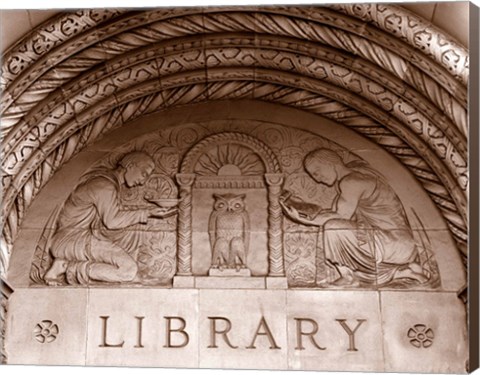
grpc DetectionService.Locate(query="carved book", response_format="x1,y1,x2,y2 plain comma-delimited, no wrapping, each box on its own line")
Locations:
0,2,478,374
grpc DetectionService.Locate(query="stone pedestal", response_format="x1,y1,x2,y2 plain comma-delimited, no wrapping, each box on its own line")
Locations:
266,277,288,289
208,268,251,277
173,276,195,288
195,276,265,289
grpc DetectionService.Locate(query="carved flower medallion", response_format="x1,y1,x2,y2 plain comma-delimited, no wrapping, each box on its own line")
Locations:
407,324,434,348
34,320,59,343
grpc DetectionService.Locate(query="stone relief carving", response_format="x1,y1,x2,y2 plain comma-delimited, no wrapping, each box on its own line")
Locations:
0,298,6,363
29,122,440,289
0,5,469,280
0,278,13,364
209,194,250,273
33,320,59,344
32,151,177,286
407,324,434,348
280,147,437,288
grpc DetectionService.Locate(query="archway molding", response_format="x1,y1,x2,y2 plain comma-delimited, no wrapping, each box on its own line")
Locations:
0,5,469,275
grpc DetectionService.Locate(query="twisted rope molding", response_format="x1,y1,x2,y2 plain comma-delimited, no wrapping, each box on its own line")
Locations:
1,35,467,158
329,4,469,84
1,67,467,231
1,41,467,205
2,68,467,244
1,6,468,91
0,6,470,276
1,73,468,233
1,80,467,275
1,7,467,129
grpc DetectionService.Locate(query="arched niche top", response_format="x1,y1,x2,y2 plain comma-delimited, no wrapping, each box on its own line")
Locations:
179,132,282,175
5,101,466,292
0,6,470,278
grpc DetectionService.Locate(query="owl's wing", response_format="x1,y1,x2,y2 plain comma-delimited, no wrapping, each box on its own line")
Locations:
242,211,250,254
208,210,218,252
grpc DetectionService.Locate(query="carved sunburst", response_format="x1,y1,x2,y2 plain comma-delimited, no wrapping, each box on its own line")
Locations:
194,144,265,176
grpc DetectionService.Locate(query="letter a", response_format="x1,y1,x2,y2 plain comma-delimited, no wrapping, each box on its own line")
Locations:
246,316,281,349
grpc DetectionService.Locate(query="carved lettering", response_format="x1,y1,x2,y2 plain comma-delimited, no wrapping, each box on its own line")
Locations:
134,316,145,348
164,316,189,348
246,316,281,349
99,316,124,348
294,318,326,350
207,317,238,349
335,319,366,351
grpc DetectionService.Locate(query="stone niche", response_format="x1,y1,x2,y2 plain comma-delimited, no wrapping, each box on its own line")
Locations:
3,102,468,372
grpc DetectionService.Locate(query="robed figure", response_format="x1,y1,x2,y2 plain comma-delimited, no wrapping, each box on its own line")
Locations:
280,148,428,287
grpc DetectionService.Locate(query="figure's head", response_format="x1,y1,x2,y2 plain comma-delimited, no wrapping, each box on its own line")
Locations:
213,193,246,212
303,148,344,186
119,151,155,187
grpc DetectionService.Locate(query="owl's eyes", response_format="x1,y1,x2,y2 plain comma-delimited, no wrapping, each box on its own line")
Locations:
217,203,225,208
234,203,242,208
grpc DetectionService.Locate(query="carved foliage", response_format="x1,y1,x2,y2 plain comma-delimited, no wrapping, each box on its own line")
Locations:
284,232,317,287
4,82,464,284
0,10,469,281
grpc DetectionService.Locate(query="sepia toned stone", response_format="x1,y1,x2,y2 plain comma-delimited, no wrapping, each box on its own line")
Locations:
86,289,199,367
380,291,468,373
194,276,266,289
198,289,288,369
172,276,195,288
0,3,474,372
5,288,88,365
265,277,288,289
286,290,384,371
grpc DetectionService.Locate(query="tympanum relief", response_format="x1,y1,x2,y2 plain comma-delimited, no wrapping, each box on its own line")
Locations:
209,193,250,274
30,121,439,289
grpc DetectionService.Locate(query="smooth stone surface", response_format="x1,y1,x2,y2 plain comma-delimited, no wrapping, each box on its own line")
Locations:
198,289,288,369
4,288,468,371
5,288,88,365
266,277,288,289
6,228,44,287
381,291,468,373
86,288,199,367
418,230,467,292
286,290,384,372
173,276,195,288
9,101,465,296
209,268,251,277
195,276,265,289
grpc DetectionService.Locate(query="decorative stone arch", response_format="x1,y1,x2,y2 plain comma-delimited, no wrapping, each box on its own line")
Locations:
175,132,285,277
179,132,282,175
0,5,474,370
0,5,470,280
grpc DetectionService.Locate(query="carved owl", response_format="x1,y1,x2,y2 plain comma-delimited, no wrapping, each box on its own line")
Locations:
208,193,250,270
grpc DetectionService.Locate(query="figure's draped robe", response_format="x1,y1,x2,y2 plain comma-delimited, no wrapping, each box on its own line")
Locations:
324,174,417,285
50,169,147,284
